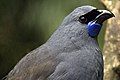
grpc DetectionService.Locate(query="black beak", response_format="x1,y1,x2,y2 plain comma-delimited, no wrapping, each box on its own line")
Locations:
94,10,115,24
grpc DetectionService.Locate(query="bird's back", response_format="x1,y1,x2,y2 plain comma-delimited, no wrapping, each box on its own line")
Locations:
5,44,59,80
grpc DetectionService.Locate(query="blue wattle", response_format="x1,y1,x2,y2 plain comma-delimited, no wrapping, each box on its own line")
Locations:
87,21,102,37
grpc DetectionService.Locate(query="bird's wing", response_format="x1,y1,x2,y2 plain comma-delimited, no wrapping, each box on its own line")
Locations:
5,44,103,80
5,44,59,80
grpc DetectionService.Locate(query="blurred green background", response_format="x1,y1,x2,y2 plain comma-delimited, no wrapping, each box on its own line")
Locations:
0,0,106,79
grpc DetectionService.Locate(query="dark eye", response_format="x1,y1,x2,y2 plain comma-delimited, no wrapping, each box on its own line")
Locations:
79,16,87,24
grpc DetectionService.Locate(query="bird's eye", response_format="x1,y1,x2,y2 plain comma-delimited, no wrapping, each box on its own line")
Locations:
79,16,87,24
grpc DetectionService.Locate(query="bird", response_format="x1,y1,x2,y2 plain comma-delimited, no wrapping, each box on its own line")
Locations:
3,5,114,80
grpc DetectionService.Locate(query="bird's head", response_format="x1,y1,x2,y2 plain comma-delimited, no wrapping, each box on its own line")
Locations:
48,5,114,51
61,5,114,38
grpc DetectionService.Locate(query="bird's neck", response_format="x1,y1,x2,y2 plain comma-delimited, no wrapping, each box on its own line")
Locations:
81,37,100,50
46,22,100,53
47,31,100,53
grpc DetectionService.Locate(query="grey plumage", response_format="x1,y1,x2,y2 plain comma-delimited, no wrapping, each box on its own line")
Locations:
4,5,114,80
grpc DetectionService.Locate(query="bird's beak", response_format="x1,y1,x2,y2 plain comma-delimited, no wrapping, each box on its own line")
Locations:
94,10,115,24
